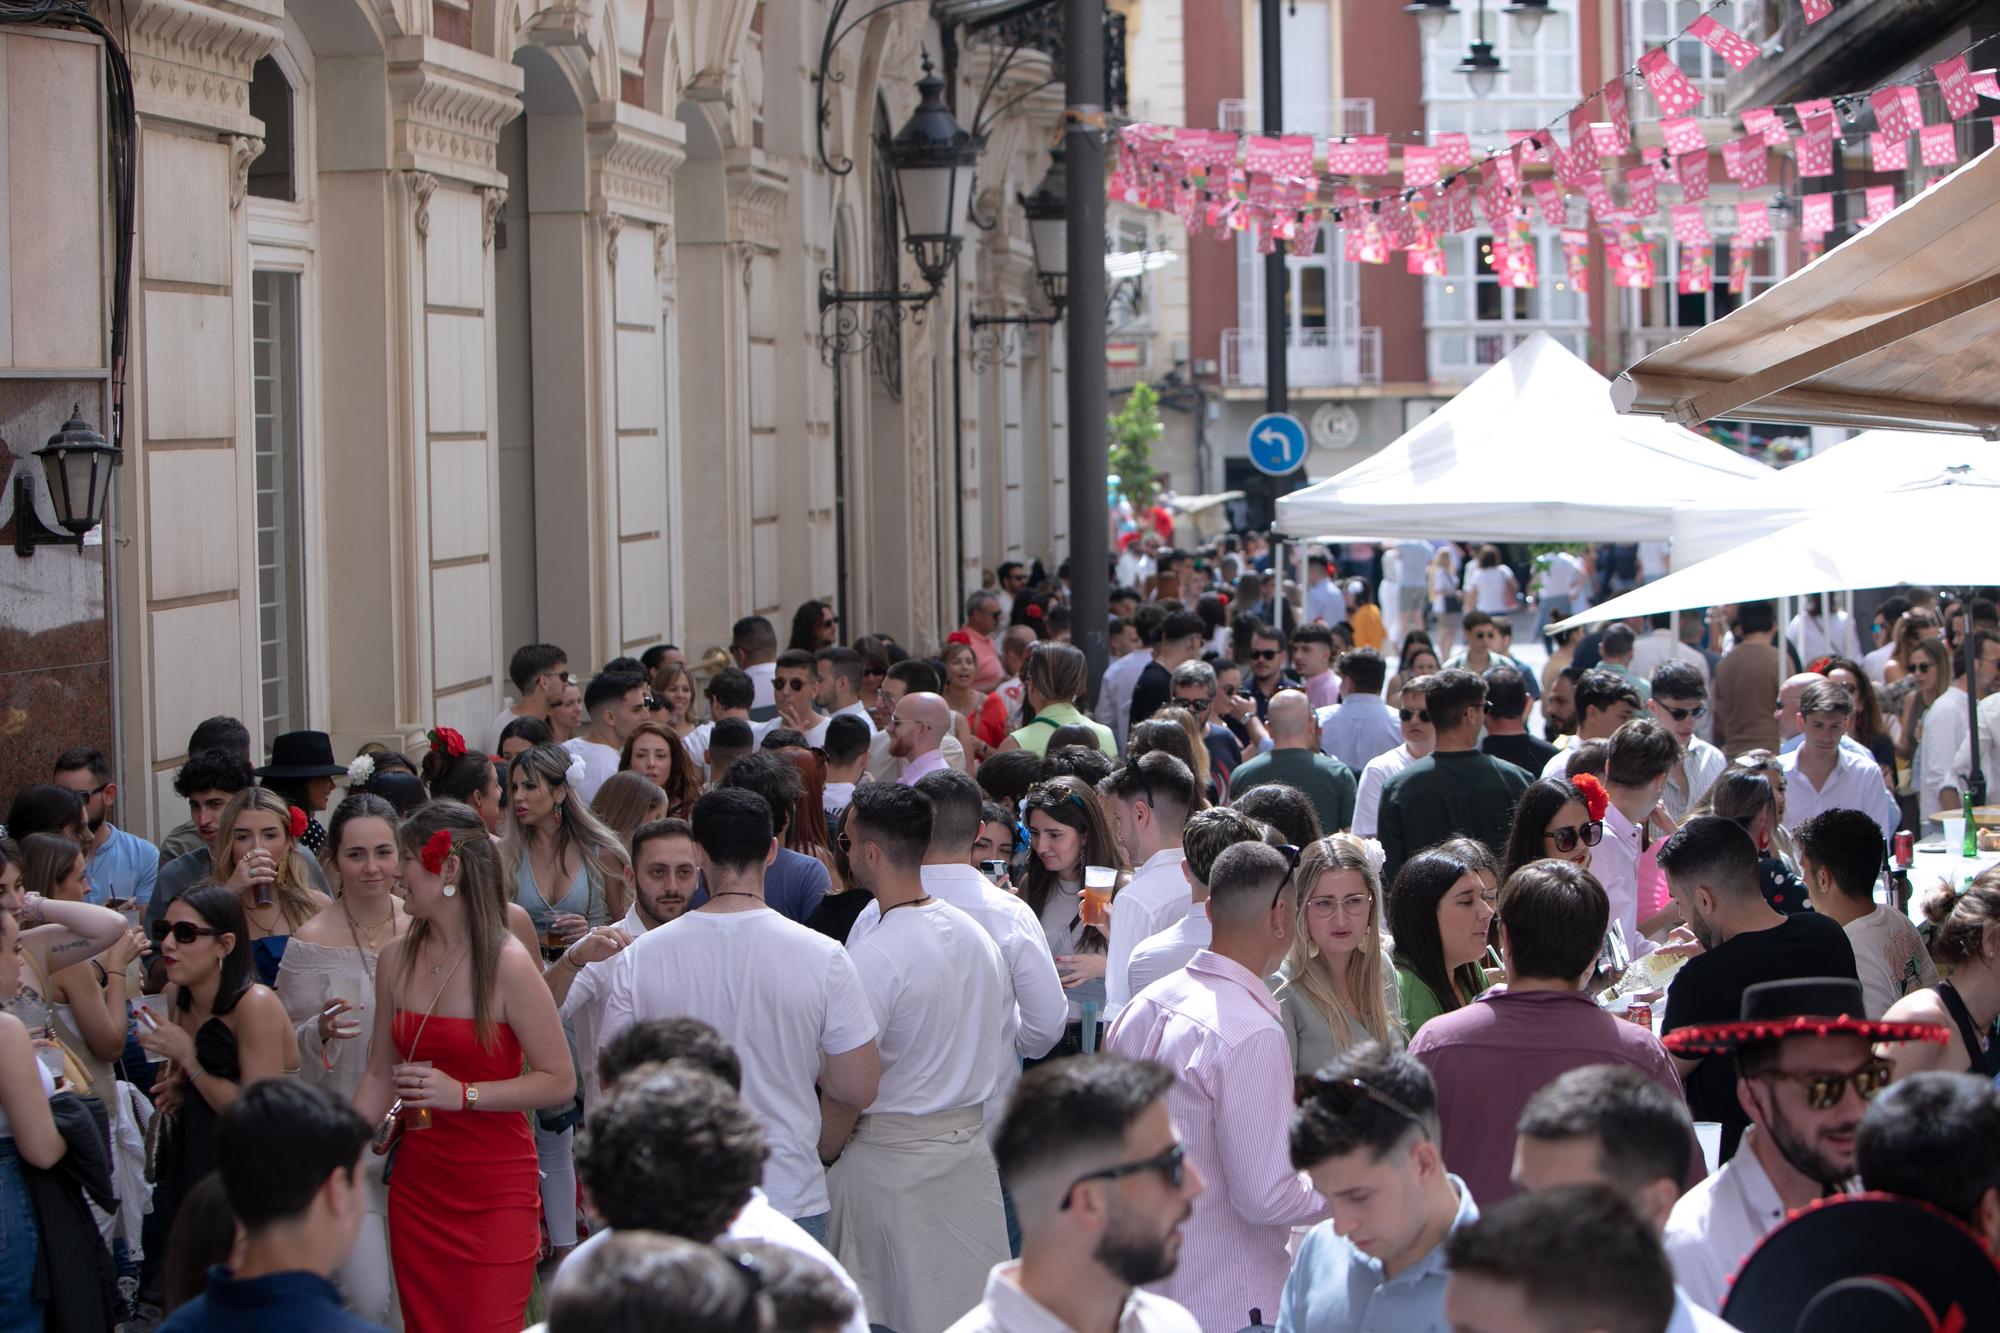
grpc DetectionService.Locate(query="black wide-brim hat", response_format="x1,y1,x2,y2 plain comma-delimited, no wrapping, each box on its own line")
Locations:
254,729,346,780
1663,977,1950,1057
1721,1193,2000,1331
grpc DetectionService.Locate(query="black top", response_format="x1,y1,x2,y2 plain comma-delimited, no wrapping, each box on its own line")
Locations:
806,888,874,945
1377,748,1534,881
1482,731,1560,775
1660,912,1858,1162
1758,854,1812,915
1128,660,1174,734
1933,979,2000,1077
153,1017,242,1247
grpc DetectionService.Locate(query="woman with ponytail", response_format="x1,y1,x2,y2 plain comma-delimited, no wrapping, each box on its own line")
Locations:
205,788,331,986
421,739,507,837
354,800,572,1333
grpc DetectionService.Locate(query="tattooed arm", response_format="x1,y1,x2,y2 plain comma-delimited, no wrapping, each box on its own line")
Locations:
20,894,127,974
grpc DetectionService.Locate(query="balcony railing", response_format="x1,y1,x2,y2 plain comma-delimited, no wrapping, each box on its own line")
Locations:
1221,327,1382,389
1218,98,1375,138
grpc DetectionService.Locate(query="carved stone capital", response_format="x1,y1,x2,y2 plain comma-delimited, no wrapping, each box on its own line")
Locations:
585,102,686,227
386,36,524,189
123,0,283,137
520,0,605,54
653,221,675,287
479,186,508,249
722,147,789,254
226,134,264,210
600,211,625,270
405,171,439,240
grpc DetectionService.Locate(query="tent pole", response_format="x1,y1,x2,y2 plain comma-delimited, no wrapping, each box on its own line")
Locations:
1968,606,1986,806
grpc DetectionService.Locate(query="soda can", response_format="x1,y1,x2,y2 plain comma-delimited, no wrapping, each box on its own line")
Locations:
1626,1002,1652,1031
1893,829,1915,869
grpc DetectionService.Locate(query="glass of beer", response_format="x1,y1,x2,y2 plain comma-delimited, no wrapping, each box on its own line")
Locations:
1081,865,1116,929
398,1061,436,1130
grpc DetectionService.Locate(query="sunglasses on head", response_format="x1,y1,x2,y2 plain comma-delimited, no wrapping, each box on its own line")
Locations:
1398,707,1431,723
1656,702,1708,722
1309,1073,1430,1135
1271,843,1303,909
1545,820,1604,853
1060,1141,1187,1208
1759,1059,1893,1111
150,919,225,945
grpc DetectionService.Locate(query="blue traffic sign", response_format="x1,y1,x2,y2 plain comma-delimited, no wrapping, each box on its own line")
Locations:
1247,411,1308,477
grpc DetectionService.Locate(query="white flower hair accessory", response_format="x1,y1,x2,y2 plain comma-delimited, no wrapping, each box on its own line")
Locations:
346,754,375,785
1357,837,1387,881
565,756,587,790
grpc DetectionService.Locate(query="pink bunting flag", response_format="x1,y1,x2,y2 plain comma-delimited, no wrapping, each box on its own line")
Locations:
1325,138,1367,174
1799,0,1832,24
1354,136,1390,173
1560,229,1592,293
1403,144,1441,189
1582,176,1619,222
1624,165,1658,217
1736,200,1772,243
1688,14,1761,71
1734,135,1769,188
1614,227,1655,289
1662,116,1706,155
1492,150,1521,190
1244,136,1284,174
1871,86,1922,140
1975,70,2000,100
1556,137,1596,187
1678,150,1710,203
1864,184,1897,224
1794,98,1835,122
1920,123,1959,167
1935,56,1979,119
1727,243,1752,294
1435,132,1473,168
1496,231,1537,290
1678,247,1712,295
1407,245,1448,276
1640,49,1702,117
1600,79,1632,154
1670,203,1711,247
1442,177,1475,233
1800,192,1834,238
1531,180,1567,227
1508,130,1550,163
1871,132,1908,171
1741,106,1791,146
1644,145,1676,184
1795,127,1834,176
1291,210,1323,258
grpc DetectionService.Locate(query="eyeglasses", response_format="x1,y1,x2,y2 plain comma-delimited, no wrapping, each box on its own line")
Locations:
1655,703,1708,722
1309,1073,1430,1137
1544,820,1604,853
1305,892,1373,918
1758,1058,1894,1111
1060,1142,1187,1208
776,678,815,692
150,920,225,945
1398,707,1431,724
1250,649,1282,660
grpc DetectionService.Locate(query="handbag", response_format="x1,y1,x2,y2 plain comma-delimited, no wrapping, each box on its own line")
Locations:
22,952,93,1096
371,949,466,1158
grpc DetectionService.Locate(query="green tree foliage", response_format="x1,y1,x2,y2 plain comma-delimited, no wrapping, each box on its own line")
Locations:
1109,383,1163,513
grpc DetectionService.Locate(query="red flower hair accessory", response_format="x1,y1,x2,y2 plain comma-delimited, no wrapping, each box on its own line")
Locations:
946,631,974,648
419,829,456,875
1025,603,1044,620
428,726,467,759
1570,773,1610,823
287,805,309,839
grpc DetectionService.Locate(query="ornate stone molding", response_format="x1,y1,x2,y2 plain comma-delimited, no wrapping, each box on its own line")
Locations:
600,211,625,271
405,171,439,240
386,36,524,189
981,242,1039,306
722,147,789,254
226,134,264,210
585,102,686,227
123,0,283,137
479,186,508,249
520,0,605,54
653,221,675,288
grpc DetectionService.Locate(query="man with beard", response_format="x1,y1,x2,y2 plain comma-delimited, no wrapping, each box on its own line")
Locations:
1660,977,1947,1313
1541,666,1580,745
1277,1044,1477,1333
52,746,159,909
947,1055,1203,1333
1656,819,1855,1163
886,691,953,785
546,818,699,1108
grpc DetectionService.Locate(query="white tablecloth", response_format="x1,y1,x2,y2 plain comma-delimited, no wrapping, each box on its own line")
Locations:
1901,847,2000,923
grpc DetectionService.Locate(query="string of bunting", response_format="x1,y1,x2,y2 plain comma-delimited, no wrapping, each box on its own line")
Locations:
1106,3,2000,295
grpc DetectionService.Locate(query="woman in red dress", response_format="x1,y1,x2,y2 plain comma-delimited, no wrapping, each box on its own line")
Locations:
355,800,574,1333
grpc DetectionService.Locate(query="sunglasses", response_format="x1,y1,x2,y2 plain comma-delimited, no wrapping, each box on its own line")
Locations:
150,919,225,945
1912,660,1936,672
1655,703,1708,722
776,678,815,692
1398,707,1431,724
1733,751,1781,773
1758,1058,1894,1111
1544,820,1604,853
1310,1073,1430,1136
1272,843,1302,909
1060,1142,1187,1208
1250,649,1283,660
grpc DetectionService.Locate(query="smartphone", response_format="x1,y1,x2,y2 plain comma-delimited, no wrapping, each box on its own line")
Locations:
980,859,1009,884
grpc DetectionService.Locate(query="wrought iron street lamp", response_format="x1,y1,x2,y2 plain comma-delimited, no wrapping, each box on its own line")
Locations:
14,404,118,556
1404,1,1458,40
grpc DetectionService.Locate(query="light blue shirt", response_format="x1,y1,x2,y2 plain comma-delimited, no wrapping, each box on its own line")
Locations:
85,824,158,906
1317,695,1404,775
1276,1174,1478,1333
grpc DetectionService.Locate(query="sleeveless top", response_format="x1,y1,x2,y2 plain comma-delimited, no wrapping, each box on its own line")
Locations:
512,855,604,936
1933,979,2000,1077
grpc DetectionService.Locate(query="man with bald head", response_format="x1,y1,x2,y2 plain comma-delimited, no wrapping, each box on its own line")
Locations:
1227,689,1358,835
889,692,954,785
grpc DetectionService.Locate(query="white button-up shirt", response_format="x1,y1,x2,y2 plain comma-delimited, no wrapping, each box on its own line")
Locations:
1126,907,1213,998
946,1262,1201,1333
1317,694,1404,774
1779,743,1899,843
1915,687,1970,817
1352,744,1419,838
1664,736,1728,822
1596,802,1651,961
1105,849,1191,1021
1664,1129,1790,1314
806,700,876,749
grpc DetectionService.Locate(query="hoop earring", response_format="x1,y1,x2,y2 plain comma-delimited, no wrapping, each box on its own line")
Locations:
442,884,457,898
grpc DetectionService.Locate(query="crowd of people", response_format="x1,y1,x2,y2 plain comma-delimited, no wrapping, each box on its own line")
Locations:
2,535,1998,1333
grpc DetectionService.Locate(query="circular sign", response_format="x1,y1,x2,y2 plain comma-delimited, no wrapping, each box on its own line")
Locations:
1310,402,1360,450
1246,412,1308,477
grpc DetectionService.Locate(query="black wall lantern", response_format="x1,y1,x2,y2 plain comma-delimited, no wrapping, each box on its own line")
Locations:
14,404,119,556
969,144,1070,370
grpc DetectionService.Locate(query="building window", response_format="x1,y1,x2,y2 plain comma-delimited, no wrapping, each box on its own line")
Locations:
247,57,296,202
1628,0,1729,115
1422,0,1580,143
252,270,308,739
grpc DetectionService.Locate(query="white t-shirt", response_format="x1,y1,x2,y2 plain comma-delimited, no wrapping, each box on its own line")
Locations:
561,737,622,805
483,703,535,756
845,899,1011,1117
1104,849,1191,1021
1844,905,1941,1019
1353,745,1418,838
682,716,779,780
1462,563,1519,613
824,781,857,821
559,903,647,1109
600,907,878,1218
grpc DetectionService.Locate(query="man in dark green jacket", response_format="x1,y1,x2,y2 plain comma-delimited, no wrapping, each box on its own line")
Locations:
1378,668,1533,879
1229,690,1357,833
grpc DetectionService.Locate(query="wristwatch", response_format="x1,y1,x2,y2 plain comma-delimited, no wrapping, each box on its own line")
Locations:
463,1082,480,1110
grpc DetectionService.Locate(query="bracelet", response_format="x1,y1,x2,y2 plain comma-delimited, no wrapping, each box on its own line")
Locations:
563,950,584,971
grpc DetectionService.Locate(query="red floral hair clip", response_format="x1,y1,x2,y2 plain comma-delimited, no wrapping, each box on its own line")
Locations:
1025,603,1044,620
1570,773,1610,823
287,805,309,839
946,631,974,648
428,726,467,759
419,829,456,875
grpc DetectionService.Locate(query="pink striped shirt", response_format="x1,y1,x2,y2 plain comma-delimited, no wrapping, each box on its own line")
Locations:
1107,950,1327,1332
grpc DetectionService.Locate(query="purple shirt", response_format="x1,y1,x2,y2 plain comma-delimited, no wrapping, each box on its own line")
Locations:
1406,986,1689,1206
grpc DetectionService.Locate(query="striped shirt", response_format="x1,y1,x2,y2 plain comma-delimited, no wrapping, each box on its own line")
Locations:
1107,950,1326,1332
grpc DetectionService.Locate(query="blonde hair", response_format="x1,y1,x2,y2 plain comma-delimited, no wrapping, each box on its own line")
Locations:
397,801,510,1046
1150,705,1213,802
502,743,629,916
1274,834,1398,1052
209,787,321,931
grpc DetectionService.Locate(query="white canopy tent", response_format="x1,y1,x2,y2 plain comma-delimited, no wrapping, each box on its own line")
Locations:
1672,429,1999,563
1551,468,2000,630
1275,332,1772,543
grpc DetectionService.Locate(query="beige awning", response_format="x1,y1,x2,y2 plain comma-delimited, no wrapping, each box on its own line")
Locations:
1611,145,2000,437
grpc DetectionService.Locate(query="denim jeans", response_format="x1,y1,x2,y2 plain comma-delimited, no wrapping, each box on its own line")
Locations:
794,1211,829,1244
0,1141,43,1333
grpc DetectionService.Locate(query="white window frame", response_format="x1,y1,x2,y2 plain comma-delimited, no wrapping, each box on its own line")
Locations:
1421,0,1582,149
1627,0,1731,117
